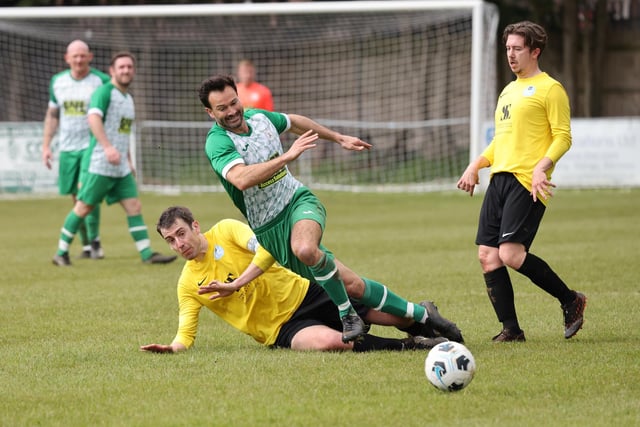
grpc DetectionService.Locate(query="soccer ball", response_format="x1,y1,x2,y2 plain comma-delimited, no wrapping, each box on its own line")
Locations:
424,341,476,392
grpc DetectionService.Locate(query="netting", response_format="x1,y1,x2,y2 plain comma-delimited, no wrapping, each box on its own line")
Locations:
0,2,498,193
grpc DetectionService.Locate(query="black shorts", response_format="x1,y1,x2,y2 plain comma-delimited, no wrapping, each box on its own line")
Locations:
476,172,546,250
273,282,370,348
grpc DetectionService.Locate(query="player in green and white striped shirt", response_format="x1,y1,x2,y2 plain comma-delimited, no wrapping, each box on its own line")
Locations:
52,51,176,267
42,40,109,259
197,75,464,344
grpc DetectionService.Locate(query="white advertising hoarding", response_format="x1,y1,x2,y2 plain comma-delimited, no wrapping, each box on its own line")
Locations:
0,122,58,194
479,117,640,190
1,118,638,195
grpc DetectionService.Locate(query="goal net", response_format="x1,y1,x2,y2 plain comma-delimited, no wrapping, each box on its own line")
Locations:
0,1,499,194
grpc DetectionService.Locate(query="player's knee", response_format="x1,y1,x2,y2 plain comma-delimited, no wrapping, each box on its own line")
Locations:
478,246,501,272
291,327,348,351
498,244,525,269
292,243,321,266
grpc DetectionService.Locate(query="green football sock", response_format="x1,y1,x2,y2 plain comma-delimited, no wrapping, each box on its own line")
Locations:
360,277,427,323
57,211,83,256
127,215,153,261
77,219,90,247
309,252,355,318
85,204,101,243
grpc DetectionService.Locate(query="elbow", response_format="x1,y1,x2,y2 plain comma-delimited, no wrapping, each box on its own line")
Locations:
233,179,252,191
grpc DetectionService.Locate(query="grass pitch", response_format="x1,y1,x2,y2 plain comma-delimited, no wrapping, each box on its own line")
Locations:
1,189,639,426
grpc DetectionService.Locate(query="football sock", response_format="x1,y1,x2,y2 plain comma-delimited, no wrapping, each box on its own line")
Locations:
127,215,153,261
57,211,83,255
85,204,101,243
77,219,90,247
484,266,520,331
352,334,405,352
360,278,428,323
398,322,426,337
309,252,356,318
517,252,575,305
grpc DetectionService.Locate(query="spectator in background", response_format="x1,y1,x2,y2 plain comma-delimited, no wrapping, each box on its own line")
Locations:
235,59,274,111
43,40,110,260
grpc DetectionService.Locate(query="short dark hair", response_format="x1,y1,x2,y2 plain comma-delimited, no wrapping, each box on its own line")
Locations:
156,206,195,236
110,51,136,67
197,74,237,108
503,21,548,57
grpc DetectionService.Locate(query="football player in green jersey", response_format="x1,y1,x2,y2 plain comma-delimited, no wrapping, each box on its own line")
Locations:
52,51,176,267
197,75,464,345
43,40,109,260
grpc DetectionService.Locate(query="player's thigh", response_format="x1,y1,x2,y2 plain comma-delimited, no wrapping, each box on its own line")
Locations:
105,173,139,206
291,325,349,351
500,185,545,249
77,172,111,206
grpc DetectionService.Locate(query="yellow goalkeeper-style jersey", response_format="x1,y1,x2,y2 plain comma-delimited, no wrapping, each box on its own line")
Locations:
483,72,572,201
172,218,309,348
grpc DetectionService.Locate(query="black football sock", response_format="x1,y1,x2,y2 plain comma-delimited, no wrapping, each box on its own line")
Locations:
397,322,425,337
352,334,405,352
484,266,521,332
517,253,575,305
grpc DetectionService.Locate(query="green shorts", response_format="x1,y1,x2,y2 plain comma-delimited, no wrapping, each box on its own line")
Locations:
77,172,139,206
254,187,331,282
57,150,86,195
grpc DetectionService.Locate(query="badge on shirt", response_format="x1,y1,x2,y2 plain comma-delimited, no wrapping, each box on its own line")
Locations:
523,85,536,97
214,244,224,260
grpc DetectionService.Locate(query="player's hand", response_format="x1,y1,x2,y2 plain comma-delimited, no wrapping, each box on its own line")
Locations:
197,280,238,300
104,145,121,165
140,344,174,353
337,135,371,151
285,129,319,161
42,149,53,170
457,165,479,196
531,169,555,202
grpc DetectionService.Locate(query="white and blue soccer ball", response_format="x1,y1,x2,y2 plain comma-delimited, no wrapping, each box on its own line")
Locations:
424,341,476,392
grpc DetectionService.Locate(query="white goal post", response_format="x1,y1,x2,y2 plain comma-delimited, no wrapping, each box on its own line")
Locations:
0,1,499,194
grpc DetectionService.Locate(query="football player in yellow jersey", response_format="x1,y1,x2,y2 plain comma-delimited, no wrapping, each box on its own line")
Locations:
140,206,456,353
457,21,586,342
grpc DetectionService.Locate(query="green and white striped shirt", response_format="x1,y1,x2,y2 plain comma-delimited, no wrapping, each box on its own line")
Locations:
86,82,135,177
48,68,110,152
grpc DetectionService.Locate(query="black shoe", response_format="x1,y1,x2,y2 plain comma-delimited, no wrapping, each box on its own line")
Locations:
562,291,587,339
492,328,526,342
143,252,178,264
341,313,369,343
79,250,91,259
402,336,449,350
52,253,71,266
420,301,464,343
90,239,104,259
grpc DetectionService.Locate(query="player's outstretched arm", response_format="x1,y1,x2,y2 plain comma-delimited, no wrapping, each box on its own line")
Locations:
288,114,371,151
140,342,187,354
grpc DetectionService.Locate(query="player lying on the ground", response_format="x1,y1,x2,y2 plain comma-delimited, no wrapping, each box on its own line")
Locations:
140,206,462,353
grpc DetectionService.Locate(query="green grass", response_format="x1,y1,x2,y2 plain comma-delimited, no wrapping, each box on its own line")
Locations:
1,189,639,426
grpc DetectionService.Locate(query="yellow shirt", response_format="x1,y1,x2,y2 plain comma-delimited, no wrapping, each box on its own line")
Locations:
172,219,309,348
483,72,572,201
